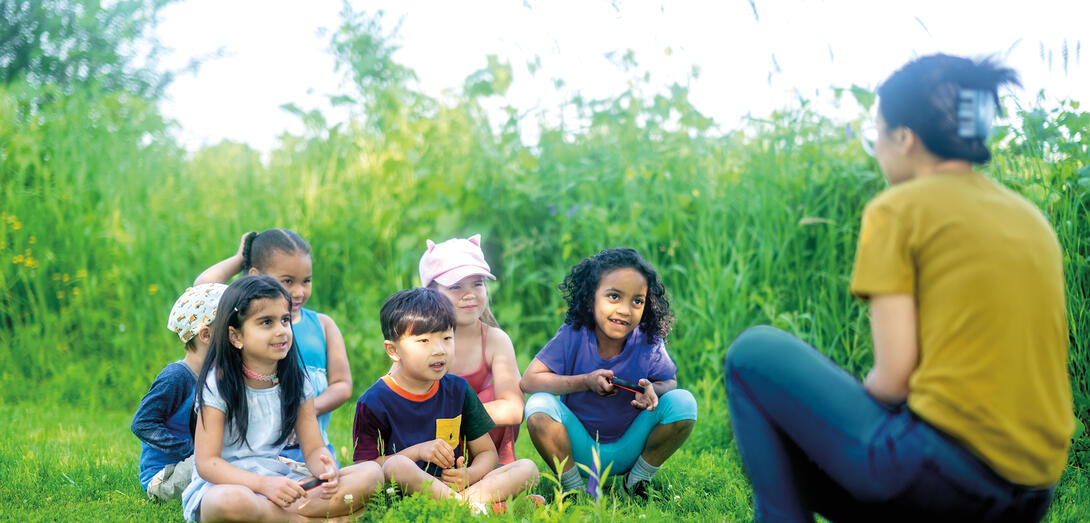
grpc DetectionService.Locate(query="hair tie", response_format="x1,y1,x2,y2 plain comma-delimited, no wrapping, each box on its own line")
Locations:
957,89,996,140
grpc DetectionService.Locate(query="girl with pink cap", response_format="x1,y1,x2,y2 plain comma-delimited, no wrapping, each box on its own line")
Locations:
418,234,524,465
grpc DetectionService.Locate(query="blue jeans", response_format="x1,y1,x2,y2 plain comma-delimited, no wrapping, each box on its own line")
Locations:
724,326,1053,523
524,389,698,476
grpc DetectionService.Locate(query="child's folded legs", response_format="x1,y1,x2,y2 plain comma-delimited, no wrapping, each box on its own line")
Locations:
147,455,195,502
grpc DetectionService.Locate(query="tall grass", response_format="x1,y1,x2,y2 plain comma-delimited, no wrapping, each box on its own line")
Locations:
1,8,1087,478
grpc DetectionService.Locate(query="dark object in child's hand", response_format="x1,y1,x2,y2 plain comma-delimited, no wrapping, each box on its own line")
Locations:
609,376,643,394
300,477,326,491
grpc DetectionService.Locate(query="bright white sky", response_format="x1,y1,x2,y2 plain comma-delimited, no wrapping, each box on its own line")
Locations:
156,0,1090,153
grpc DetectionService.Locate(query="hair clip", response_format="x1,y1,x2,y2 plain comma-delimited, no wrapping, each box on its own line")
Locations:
957,89,996,140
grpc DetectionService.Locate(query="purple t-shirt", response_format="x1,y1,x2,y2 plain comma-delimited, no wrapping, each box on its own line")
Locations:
533,323,677,443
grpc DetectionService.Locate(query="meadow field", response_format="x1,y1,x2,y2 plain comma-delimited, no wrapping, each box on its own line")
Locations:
1,9,1088,522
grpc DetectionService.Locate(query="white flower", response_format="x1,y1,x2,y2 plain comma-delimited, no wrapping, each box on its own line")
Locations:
674,495,681,501
639,515,647,519
386,487,395,494
343,494,354,504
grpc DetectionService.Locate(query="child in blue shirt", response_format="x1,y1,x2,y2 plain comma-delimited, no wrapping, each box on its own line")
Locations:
353,288,542,515
521,248,698,499
131,283,227,501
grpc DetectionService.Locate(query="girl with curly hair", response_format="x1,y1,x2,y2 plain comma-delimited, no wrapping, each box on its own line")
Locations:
520,248,697,499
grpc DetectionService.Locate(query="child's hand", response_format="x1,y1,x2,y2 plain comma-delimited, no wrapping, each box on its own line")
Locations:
235,232,254,258
631,379,659,411
440,456,470,491
583,369,616,396
317,454,340,500
416,438,455,468
258,475,306,508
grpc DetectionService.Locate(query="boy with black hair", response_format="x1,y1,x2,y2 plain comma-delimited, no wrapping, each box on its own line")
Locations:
353,288,541,514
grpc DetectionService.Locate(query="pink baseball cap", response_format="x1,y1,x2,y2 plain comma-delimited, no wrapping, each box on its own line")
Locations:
419,234,496,288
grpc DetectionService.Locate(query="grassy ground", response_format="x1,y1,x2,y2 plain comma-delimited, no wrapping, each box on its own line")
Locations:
2,401,1086,522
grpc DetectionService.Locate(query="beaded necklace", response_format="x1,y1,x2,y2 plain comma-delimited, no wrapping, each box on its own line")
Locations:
242,363,279,385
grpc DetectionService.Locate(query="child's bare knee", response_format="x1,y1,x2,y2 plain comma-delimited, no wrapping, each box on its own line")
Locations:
361,461,385,484
526,412,558,434
201,485,262,521
382,455,416,480
517,459,541,482
345,461,384,488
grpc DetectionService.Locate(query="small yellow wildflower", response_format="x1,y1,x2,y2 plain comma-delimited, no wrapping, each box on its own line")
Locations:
24,257,37,269
12,255,23,264
52,273,61,281
72,287,80,296
63,273,69,282
12,221,21,230
28,235,35,244
57,291,65,300
692,189,700,198
148,284,159,295
76,269,88,278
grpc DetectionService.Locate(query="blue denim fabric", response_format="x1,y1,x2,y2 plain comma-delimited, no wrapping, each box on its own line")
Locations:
724,326,1052,523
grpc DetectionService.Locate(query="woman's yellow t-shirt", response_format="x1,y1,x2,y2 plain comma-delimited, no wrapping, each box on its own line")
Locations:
850,171,1072,488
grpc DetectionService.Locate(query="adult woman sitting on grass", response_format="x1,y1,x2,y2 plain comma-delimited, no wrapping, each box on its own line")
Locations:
724,54,1073,522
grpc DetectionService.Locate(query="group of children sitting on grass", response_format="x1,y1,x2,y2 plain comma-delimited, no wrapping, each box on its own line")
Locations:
131,231,697,522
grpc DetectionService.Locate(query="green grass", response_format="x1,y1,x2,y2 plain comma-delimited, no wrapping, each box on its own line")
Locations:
2,400,1086,522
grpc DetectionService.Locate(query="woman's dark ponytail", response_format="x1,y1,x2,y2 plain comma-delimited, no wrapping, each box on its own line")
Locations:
877,54,1021,164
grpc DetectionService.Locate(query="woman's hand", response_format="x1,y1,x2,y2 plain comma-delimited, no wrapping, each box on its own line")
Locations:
631,378,659,410
258,475,306,508
440,456,470,491
316,454,340,500
583,369,616,396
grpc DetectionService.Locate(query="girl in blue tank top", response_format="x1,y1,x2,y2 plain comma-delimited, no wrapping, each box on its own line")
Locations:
195,229,352,464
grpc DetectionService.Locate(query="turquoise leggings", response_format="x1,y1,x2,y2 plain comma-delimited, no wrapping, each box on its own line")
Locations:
524,389,698,476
